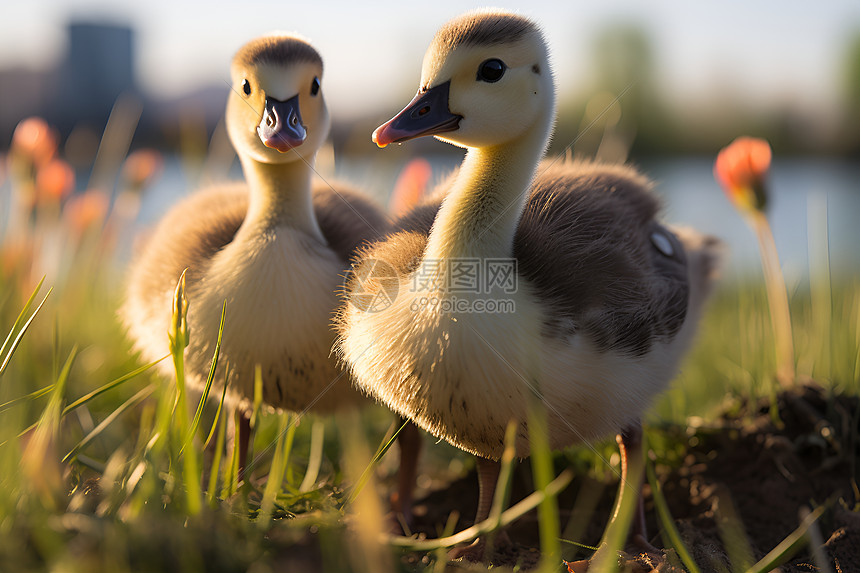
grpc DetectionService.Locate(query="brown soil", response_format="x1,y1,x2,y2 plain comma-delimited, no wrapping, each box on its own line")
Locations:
404,383,859,571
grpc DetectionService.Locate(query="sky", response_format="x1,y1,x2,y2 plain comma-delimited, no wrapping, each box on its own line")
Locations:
1,0,859,119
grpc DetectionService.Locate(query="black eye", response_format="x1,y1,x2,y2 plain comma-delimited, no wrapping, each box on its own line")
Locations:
310,76,320,96
242,79,251,96
477,59,506,83
650,230,674,257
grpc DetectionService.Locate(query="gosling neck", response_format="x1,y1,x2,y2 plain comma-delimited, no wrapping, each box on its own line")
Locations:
424,125,550,262
239,153,325,244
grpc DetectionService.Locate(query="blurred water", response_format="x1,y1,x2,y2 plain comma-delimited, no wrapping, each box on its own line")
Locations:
136,154,860,281
644,157,860,282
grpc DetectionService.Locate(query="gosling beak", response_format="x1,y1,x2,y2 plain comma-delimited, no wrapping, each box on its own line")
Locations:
372,80,462,148
257,94,306,152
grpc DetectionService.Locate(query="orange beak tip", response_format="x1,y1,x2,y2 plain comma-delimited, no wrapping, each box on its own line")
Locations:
371,129,389,148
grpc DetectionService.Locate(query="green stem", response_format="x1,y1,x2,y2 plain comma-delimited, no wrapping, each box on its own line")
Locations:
382,469,573,551
528,393,561,571
646,460,701,573
751,212,795,386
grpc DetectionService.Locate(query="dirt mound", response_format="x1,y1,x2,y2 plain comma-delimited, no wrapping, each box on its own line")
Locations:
407,383,859,571
659,384,856,572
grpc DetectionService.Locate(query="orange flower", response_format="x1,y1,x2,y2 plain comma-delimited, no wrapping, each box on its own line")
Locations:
715,136,795,385
122,149,163,191
63,190,109,237
389,157,432,217
714,136,771,214
10,117,57,166
36,158,75,203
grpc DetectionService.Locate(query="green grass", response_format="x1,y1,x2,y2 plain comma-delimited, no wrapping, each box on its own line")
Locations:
653,277,860,425
2,245,854,571
1,126,858,571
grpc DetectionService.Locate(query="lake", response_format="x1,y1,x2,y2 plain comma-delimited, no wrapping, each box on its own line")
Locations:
137,154,860,283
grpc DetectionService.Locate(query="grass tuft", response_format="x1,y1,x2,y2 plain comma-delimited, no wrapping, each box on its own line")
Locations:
0,113,855,572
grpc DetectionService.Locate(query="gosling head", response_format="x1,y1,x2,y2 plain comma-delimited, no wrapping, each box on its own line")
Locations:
373,10,555,150
227,35,329,164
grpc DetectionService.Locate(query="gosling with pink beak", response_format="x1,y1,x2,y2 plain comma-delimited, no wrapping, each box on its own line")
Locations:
122,35,389,477
339,9,722,560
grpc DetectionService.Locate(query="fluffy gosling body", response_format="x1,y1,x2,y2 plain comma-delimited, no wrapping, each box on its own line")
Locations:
338,9,721,555
122,35,387,433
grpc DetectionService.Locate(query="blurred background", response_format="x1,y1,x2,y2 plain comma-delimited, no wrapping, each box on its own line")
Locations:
1,0,859,278
1,6,858,568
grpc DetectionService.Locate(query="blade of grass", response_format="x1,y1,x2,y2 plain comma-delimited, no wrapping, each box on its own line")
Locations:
0,284,52,376
802,506,833,573
63,356,167,415
187,301,226,452
8,356,165,441
561,476,605,561
745,504,826,573
144,370,175,460
714,484,755,572
560,539,599,552
168,270,202,515
52,316,60,383
488,420,518,526
282,417,297,481
383,469,573,551
74,454,107,474
0,276,45,359
14,346,78,440
348,419,408,504
808,193,832,380
433,510,460,573
299,420,325,492
125,405,160,519
41,345,76,426
203,366,230,450
63,385,156,462
338,410,394,573
259,413,296,527
646,457,701,573
221,410,241,498
132,401,156,459
207,405,228,507
528,391,561,571
19,344,76,510
0,383,54,414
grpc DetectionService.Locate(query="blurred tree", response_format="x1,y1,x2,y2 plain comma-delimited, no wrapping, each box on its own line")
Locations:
841,31,860,155
593,24,654,98
557,23,678,159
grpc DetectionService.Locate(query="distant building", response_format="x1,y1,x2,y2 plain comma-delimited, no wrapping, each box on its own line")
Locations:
0,20,140,145
52,21,138,132
0,19,234,149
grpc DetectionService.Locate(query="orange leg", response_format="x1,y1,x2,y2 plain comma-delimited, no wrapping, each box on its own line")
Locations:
393,419,422,529
448,456,507,561
238,411,251,483
571,423,659,571
617,423,659,552
474,456,501,525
